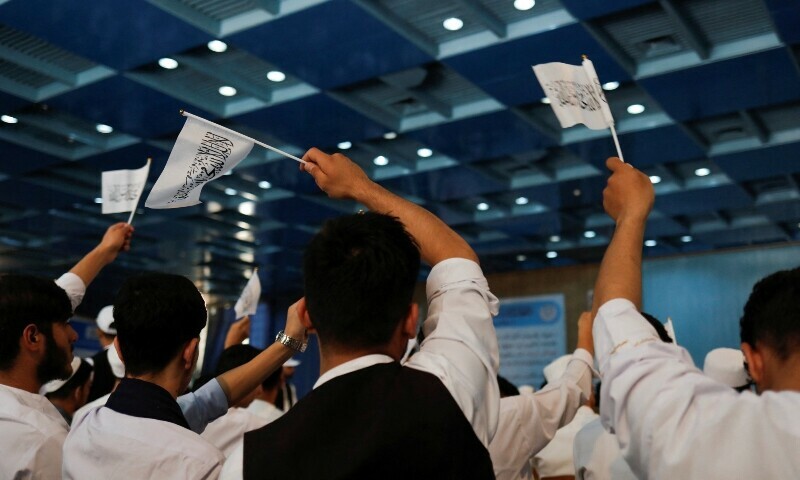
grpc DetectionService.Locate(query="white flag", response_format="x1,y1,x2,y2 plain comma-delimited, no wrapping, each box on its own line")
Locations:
532,59,615,130
101,161,150,214
146,114,254,209
234,269,261,319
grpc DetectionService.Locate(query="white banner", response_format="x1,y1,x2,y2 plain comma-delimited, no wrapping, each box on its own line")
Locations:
146,115,254,209
234,269,261,319
101,161,150,214
532,60,614,130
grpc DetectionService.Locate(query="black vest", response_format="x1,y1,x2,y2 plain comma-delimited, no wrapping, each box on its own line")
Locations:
243,362,495,480
87,348,115,402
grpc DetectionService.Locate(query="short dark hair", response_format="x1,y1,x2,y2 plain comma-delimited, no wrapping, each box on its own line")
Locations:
0,275,72,370
114,273,207,376
262,367,282,391
215,344,261,376
46,358,93,400
640,312,674,344
740,267,800,360
303,212,420,349
497,375,519,397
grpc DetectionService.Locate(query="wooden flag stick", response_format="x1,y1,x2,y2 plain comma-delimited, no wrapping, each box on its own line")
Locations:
127,158,151,225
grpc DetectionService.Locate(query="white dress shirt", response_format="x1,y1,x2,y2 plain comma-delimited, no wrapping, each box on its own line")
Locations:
201,407,270,456
0,384,70,480
533,406,599,478
594,298,800,479
55,272,86,312
246,399,284,424
490,349,594,480
573,417,637,480
219,402,284,480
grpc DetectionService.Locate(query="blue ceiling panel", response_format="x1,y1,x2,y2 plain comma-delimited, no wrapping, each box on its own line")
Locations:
0,179,85,210
559,0,655,20
715,142,800,182
0,141,62,175
382,165,507,202
481,211,567,238
444,23,630,107
0,91,30,113
228,1,433,90
765,0,800,44
639,48,800,122
655,184,753,216
81,144,168,179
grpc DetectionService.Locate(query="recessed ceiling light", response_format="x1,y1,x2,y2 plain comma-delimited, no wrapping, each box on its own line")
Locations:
158,57,178,69
94,197,102,204
373,155,389,166
337,141,352,150
514,0,535,11
477,202,489,211
694,167,711,177
95,124,113,134
417,148,433,158
649,175,662,184
546,251,558,259
219,86,237,96
602,81,620,91
224,188,238,196
208,40,227,53
573,189,581,197
627,104,645,115
266,70,286,82
645,239,657,247
681,235,692,243
383,131,397,140
515,196,529,205
1,115,18,124
517,254,527,262
549,235,561,243
541,96,551,104
235,230,254,242
584,230,596,239
238,202,255,216
258,180,271,189
443,17,464,31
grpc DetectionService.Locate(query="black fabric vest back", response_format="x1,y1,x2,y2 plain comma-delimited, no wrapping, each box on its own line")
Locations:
87,348,115,402
243,362,495,480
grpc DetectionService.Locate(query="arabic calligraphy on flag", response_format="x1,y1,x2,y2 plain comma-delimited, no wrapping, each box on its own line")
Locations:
532,61,613,130
101,161,150,214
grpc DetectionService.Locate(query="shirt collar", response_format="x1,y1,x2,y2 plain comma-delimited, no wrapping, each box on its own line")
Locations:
313,354,395,390
106,378,190,430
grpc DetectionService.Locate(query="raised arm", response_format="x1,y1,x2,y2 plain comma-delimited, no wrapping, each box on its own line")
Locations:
69,222,134,287
301,148,476,265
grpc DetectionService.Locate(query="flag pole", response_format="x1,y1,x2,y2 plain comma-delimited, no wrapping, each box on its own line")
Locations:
180,110,306,165
126,158,151,225
581,56,625,163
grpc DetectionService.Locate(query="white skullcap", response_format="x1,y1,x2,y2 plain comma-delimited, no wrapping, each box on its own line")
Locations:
703,348,748,388
108,345,125,379
39,357,82,395
518,385,535,395
543,354,572,384
284,358,301,368
96,305,116,335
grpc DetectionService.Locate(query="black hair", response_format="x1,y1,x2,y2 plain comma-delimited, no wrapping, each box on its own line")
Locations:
0,274,72,370
113,273,207,376
303,212,421,349
46,358,93,400
497,375,519,397
640,312,674,344
262,367,282,391
740,267,800,360
215,344,261,376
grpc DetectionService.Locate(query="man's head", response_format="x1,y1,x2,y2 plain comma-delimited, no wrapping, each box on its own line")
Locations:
0,274,76,387
95,305,117,348
302,212,421,355
740,267,800,392
215,344,262,408
113,273,206,388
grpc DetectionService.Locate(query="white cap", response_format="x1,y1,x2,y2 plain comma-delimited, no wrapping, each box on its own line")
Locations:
284,358,301,368
108,345,125,379
96,305,116,335
703,348,748,388
39,357,82,395
518,385,535,395
543,354,572,384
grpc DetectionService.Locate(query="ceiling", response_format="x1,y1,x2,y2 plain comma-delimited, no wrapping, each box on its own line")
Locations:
0,0,799,313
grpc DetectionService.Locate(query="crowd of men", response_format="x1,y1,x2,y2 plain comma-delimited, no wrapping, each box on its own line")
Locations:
0,150,798,479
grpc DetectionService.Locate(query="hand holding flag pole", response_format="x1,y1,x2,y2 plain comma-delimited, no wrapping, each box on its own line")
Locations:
126,158,151,225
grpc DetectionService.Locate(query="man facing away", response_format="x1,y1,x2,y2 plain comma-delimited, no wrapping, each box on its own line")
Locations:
87,305,118,402
590,156,800,478
0,222,133,479
240,149,501,479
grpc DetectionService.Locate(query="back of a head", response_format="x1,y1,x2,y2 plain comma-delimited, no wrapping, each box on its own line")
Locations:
0,274,72,370
215,344,261,376
640,312,674,344
303,212,421,350
114,273,207,376
740,267,800,360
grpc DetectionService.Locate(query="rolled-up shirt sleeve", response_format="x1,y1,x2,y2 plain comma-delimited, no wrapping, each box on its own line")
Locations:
405,258,500,446
55,272,86,312
178,378,229,434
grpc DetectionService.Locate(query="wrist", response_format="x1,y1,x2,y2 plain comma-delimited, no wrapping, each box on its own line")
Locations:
91,245,117,266
275,330,307,353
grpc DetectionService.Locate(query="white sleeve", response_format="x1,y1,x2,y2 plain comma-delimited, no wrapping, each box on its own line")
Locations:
490,349,593,480
55,273,86,312
405,258,500,446
593,298,800,478
219,442,244,480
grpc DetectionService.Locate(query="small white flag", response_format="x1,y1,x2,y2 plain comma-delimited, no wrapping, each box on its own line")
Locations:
532,58,614,130
101,160,150,214
234,269,261,319
146,114,255,209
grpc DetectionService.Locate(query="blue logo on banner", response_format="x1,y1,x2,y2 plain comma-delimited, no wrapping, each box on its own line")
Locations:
494,300,563,327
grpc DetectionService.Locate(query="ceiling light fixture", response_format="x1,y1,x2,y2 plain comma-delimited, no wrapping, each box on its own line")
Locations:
443,17,464,31
266,70,286,82
584,230,596,239
649,175,662,184
546,251,558,259
1,115,18,124
602,81,620,91
477,202,489,211
337,141,352,150
219,86,237,96
373,155,389,166
549,235,561,242
517,254,527,262
224,188,238,196
540,96,551,104
94,197,102,204
383,131,397,140
644,239,657,247
258,180,271,189
208,40,228,52
417,148,433,158
514,0,536,11
627,104,645,115
238,202,255,216
158,58,179,69
681,235,692,243
515,196,529,205
95,124,113,134
694,167,711,177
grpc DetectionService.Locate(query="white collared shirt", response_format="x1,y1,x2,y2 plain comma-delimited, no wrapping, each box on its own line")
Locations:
201,407,270,457
245,399,284,424
533,405,598,477
573,418,636,480
55,272,86,312
594,298,800,478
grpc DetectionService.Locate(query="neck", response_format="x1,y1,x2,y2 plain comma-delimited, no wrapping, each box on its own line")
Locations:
130,364,186,399
0,365,41,394
260,387,279,405
48,396,77,416
319,345,395,377
765,353,800,392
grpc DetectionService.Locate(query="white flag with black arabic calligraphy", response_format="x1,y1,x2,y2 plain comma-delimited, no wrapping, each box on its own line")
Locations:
101,160,150,214
532,60,614,130
234,269,261,319
145,115,254,209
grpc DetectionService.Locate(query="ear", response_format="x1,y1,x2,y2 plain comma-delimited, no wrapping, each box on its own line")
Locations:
402,303,419,340
296,297,316,333
20,324,44,353
113,337,124,364
182,338,200,371
741,342,763,386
